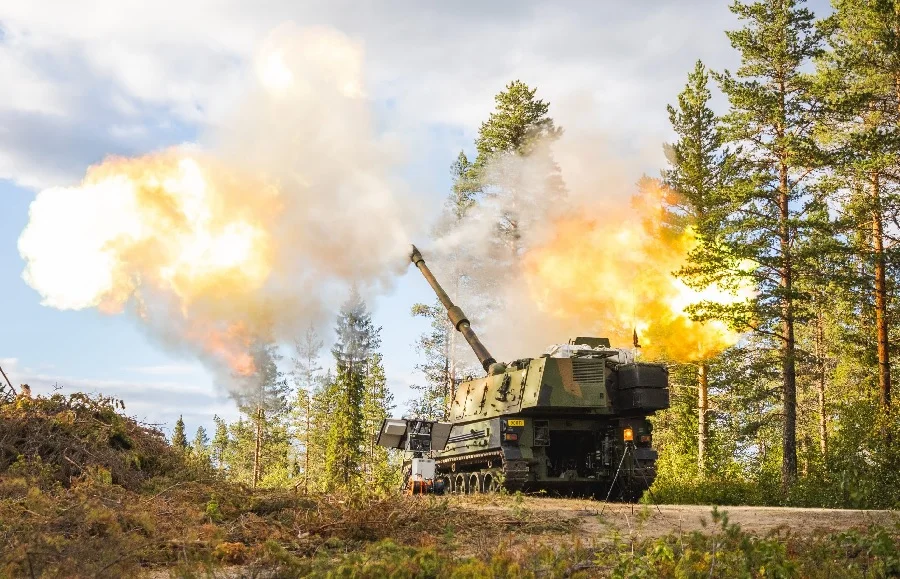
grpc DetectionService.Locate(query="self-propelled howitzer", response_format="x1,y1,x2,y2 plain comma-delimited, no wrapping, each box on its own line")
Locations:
391,246,670,497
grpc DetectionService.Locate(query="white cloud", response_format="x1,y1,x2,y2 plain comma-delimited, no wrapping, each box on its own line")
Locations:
0,0,752,189
8,363,239,428
124,363,205,376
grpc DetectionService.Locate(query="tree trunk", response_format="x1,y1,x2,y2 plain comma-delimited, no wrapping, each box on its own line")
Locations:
346,360,353,485
304,394,310,494
872,171,891,409
779,162,798,491
698,363,709,475
815,310,827,457
369,369,376,477
253,405,263,488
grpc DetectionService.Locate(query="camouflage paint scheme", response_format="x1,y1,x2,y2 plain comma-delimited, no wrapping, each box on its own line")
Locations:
435,354,669,496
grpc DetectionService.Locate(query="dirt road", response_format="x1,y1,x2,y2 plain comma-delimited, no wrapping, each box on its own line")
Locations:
463,496,899,539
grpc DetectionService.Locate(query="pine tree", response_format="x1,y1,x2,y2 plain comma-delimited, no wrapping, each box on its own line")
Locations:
290,325,324,493
474,80,562,162
816,0,900,411
231,342,292,488
664,60,736,474
699,0,826,491
211,415,229,472
324,288,381,490
171,415,188,451
472,80,566,250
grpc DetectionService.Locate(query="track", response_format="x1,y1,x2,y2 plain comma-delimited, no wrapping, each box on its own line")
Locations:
462,496,900,538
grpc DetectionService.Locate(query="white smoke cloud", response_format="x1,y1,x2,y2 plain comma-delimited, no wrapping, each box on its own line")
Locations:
18,24,424,389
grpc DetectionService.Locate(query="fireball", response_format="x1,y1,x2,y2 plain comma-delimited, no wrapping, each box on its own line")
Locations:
18,151,277,376
522,181,749,362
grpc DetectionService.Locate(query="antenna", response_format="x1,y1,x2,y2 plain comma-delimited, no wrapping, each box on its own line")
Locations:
0,362,17,403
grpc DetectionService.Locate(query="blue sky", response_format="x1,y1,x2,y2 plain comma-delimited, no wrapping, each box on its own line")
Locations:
0,0,832,437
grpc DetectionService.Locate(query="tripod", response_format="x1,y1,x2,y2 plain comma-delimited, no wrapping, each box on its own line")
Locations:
599,440,661,516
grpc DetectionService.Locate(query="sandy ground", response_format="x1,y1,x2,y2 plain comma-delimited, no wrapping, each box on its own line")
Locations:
463,497,900,539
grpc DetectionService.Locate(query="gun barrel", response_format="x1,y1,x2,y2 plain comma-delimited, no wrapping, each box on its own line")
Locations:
410,245,497,373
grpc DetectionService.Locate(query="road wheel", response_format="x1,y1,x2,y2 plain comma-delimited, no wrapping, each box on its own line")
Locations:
454,474,467,494
468,473,481,494
483,472,499,493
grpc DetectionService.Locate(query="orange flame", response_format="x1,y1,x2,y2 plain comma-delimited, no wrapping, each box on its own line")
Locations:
19,151,278,377
522,180,747,362
191,322,257,376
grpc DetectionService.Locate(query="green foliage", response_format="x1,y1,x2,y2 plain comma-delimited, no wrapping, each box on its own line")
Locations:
289,325,324,492
663,0,832,494
814,0,900,412
323,288,384,492
471,79,567,249
224,414,292,489
211,414,228,472
191,425,210,466
305,370,336,492
171,415,188,451
409,301,455,420
1,409,897,579
221,342,293,489
664,59,734,232
324,362,366,490
361,353,402,493
474,80,562,164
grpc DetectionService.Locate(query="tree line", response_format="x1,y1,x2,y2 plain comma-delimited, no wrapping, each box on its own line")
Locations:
171,288,400,494
653,0,899,507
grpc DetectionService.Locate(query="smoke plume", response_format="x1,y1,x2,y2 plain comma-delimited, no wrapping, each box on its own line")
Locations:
18,24,416,387
424,132,750,364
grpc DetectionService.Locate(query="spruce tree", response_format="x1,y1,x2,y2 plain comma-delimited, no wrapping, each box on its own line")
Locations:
290,325,324,493
192,426,210,465
702,0,826,490
211,415,229,472
307,369,336,492
171,415,188,451
361,353,399,492
324,288,381,490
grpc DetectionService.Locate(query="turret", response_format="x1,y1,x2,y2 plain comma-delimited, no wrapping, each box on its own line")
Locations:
410,245,498,373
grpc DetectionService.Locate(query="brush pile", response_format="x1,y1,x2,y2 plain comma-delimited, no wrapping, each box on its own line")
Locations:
0,393,184,490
